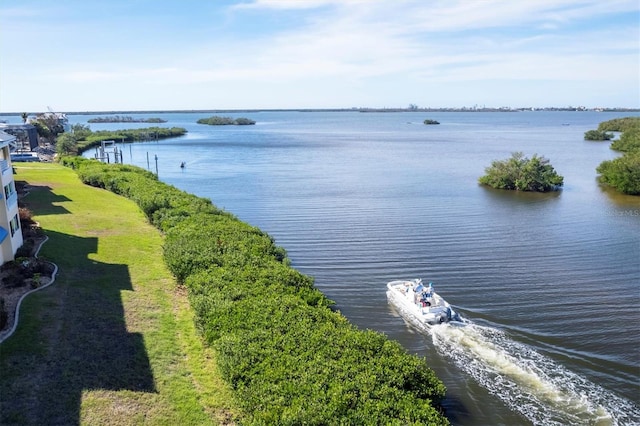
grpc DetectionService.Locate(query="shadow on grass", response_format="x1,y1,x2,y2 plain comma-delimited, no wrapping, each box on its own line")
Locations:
16,182,72,216
0,229,156,425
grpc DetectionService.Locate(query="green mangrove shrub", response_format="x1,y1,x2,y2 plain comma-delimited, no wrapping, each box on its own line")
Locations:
597,117,640,133
479,152,564,192
197,116,256,125
597,151,640,195
610,127,640,153
591,117,640,195
584,130,613,141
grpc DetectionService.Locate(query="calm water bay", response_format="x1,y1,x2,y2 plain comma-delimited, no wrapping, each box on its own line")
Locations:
79,110,640,425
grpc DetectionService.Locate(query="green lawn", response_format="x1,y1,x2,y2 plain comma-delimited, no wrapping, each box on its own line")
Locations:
0,163,239,425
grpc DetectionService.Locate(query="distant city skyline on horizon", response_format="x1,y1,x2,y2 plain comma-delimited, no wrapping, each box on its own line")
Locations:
1,1,638,112
2,105,640,117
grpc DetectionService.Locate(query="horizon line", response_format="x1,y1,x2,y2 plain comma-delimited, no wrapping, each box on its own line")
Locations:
2,106,640,116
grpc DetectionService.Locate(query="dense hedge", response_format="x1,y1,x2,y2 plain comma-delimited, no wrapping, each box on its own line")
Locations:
60,156,450,425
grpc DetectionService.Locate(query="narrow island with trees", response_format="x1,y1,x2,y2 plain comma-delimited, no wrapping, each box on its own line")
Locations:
197,116,256,126
87,115,167,123
424,119,440,125
56,125,187,156
479,152,564,192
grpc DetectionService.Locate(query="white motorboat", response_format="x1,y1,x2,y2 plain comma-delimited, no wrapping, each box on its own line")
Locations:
387,279,461,325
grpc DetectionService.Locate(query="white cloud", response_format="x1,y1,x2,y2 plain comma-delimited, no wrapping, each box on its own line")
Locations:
1,0,638,111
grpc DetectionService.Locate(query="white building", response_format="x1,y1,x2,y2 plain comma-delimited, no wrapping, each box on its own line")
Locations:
0,130,24,263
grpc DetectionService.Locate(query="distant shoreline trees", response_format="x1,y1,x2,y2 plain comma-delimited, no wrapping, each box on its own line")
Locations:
88,115,167,123
197,116,256,126
479,152,564,192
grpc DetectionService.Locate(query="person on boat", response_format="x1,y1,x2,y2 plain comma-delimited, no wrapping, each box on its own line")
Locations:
426,282,434,297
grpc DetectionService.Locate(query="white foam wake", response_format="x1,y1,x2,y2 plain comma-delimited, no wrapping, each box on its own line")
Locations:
389,295,640,425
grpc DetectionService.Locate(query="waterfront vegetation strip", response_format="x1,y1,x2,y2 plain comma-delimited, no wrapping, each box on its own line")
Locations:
591,117,640,195
75,126,187,152
60,156,450,425
0,163,238,425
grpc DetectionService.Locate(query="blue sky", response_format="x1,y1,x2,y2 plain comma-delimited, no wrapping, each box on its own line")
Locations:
1,0,638,112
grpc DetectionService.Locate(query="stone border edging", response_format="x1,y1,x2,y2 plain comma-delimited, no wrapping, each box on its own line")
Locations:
0,236,58,344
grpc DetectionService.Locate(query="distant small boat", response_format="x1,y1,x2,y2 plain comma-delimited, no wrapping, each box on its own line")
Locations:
180,161,186,168
387,279,462,325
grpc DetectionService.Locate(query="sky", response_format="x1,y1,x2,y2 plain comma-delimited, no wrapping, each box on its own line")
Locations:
1,0,638,112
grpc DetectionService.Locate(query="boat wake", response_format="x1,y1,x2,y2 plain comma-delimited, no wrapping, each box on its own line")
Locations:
390,299,640,425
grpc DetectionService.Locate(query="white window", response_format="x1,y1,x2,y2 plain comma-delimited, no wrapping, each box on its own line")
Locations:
10,214,19,237
4,181,15,199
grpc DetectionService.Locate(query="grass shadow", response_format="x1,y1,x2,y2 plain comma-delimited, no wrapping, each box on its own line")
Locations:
15,182,72,216
0,230,156,425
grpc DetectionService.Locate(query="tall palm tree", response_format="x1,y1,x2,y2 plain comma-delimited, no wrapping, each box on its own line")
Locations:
21,112,28,123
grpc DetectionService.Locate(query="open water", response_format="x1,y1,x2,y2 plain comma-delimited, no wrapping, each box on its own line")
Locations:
73,110,639,425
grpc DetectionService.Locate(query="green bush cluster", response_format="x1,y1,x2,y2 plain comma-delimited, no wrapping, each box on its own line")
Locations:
584,129,613,141
597,151,640,195
593,117,640,195
479,152,564,192
610,127,640,153
197,116,256,125
61,156,449,425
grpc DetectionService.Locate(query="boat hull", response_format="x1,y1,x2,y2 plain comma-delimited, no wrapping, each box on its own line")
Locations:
387,279,461,326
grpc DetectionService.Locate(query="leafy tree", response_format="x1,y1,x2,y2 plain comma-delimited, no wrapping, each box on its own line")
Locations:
479,152,564,192
597,151,640,195
71,123,92,141
55,133,78,156
584,130,613,141
31,114,65,144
